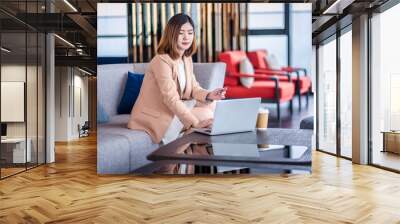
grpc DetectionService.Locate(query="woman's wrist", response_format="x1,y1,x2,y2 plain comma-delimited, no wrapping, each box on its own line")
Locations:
206,92,213,102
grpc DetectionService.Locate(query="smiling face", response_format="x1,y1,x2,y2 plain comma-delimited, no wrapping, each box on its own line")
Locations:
176,22,194,54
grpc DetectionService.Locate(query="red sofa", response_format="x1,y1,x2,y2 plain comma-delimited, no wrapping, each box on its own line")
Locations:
218,51,295,121
247,50,312,110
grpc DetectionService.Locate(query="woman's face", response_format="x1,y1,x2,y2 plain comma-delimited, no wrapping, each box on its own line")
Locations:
177,22,194,53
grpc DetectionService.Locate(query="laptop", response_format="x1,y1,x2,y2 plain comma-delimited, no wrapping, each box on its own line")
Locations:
193,98,261,135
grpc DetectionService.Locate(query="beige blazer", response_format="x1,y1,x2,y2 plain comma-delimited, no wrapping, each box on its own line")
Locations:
127,54,210,143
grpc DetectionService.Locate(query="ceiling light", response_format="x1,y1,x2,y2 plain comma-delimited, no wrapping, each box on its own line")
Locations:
78,67,92,76
322,0,355,15
1,47,11,53
54,34,75,48
63,0,78,12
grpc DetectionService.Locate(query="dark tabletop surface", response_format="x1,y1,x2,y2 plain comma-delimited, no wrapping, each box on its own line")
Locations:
147,128,313,162
135,128,313,175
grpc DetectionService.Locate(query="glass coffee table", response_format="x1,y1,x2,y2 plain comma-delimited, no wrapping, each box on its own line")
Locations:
134,128,313,175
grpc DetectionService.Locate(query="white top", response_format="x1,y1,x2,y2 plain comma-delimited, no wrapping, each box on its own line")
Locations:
178,60,186,94
161,60,190,145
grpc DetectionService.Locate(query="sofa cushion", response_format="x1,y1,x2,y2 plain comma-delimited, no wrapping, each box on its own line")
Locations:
218,51,247,74
117,72,144,114
97,103,109,124
192,63,226,91
239,58,255,88
224,76,239,86
247,50,268,69
97,123,159,174
264,54,281,70
97,132,131,174
109,114,130,125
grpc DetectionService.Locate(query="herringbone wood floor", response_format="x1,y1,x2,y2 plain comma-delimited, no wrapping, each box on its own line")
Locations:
1,134,400,224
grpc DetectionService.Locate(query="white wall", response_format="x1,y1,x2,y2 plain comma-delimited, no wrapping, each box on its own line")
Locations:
72,73,89,138
55,67,70,141
55,67,89,141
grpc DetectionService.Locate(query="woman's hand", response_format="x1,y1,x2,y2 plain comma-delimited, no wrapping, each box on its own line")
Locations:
206,87,227,101
193,118,213,129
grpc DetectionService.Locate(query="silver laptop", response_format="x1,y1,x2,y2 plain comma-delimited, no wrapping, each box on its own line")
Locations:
193,98,261,135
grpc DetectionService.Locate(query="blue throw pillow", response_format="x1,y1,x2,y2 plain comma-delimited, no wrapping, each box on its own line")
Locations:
97,103,109,124
117,71,144,114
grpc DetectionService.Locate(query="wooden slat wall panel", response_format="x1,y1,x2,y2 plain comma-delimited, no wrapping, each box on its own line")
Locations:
222,4,229,51
136,4,143,62
143,3,151,62
201,3,206,62
130,3,246,63
160,3,166,31
240,3,248,52
176,3,181,14
214,4,222,61
207,3,212,62
151,3,158,57
167,3,174,20
132,4,137,63
192,3,200,61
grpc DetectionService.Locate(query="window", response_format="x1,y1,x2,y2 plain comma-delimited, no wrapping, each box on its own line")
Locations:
317,37,337,155
339,29,352,158
370,3,400,171
97,3,128,58
248,4,285,29
290,4,312,77
248,35,288,66
247,4,288,67
0,2,46,179
247,4,312,71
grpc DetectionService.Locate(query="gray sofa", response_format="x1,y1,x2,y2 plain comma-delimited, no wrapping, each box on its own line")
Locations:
97,62,226,174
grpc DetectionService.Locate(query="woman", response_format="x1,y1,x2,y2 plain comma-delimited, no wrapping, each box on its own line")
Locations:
127,13,226,144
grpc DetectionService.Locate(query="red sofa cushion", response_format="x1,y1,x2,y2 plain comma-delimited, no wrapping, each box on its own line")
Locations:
218,51,248,74
247,50,268,69
226,81,295,103
224,76,239,86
